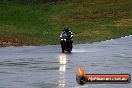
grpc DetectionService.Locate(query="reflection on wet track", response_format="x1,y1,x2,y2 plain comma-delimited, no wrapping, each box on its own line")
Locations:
59,54,67,88
0,36,132,88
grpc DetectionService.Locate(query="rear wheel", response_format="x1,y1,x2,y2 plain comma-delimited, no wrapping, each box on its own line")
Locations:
67,48,71,53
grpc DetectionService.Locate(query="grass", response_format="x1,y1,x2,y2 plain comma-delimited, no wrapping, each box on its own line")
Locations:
0,0,132,46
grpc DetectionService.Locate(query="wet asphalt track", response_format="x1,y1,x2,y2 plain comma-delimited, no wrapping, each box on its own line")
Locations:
0,36,132,88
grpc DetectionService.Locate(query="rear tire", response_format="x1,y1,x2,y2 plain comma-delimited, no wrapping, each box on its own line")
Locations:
67,48,71,53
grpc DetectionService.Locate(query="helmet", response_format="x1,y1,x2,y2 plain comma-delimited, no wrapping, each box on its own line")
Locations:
63,26,69,32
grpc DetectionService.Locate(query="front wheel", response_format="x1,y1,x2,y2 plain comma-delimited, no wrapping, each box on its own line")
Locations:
62,47,64,53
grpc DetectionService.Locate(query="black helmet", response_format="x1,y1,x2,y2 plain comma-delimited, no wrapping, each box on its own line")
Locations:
63,26,69,32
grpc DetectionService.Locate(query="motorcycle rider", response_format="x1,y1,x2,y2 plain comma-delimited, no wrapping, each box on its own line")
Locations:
60,26,73,50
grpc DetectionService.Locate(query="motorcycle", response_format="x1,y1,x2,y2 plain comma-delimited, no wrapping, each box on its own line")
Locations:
60,36,72,53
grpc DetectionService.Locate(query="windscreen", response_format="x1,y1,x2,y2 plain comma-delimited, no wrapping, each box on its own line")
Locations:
62,32,68,38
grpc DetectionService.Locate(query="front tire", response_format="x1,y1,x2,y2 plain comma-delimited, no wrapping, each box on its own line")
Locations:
62,48,64,53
